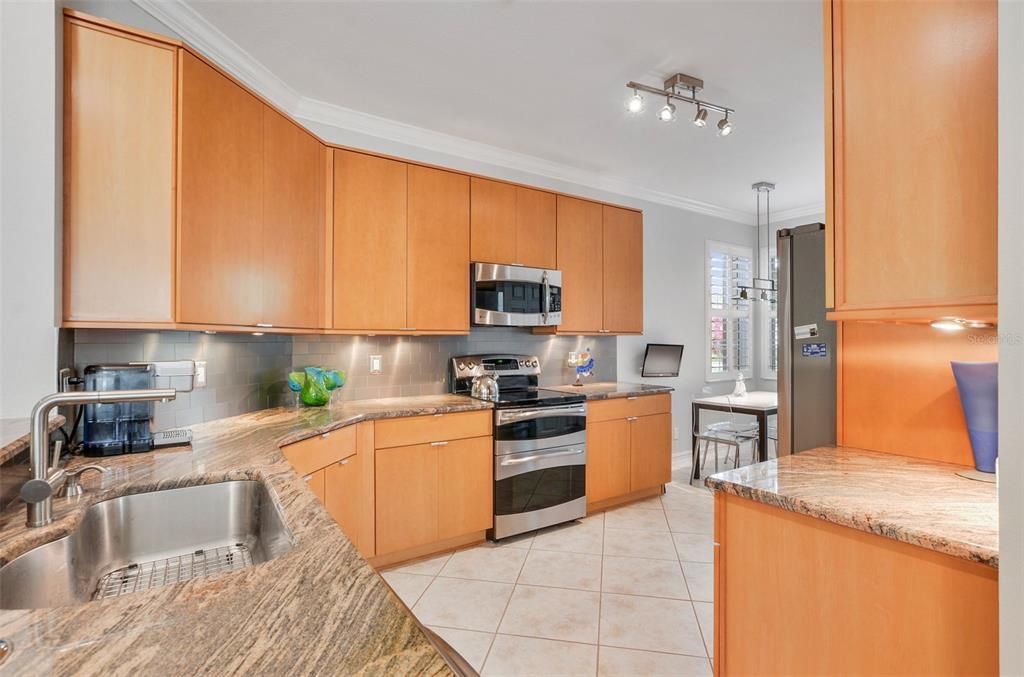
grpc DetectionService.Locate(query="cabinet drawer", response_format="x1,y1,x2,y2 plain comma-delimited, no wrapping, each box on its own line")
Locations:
282,424,357,476
588,394,671,423
374,410,491,449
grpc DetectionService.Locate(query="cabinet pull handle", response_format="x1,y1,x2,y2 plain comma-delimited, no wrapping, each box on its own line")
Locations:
627,396,638,400
303,474,314,482
627,416,639,421
431,441,449,446
257,323,273,328
399,327,417,331
433,413,444,417
338,458,350,466
320,432,330,439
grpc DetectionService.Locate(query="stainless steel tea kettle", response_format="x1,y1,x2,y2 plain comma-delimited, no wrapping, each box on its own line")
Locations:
470,373,499,401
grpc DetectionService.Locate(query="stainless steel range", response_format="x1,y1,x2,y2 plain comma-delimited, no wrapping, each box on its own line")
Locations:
452,354,587,540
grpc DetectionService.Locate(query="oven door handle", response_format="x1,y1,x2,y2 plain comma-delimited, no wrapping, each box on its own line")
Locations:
498,405,587,424
500,448,585,466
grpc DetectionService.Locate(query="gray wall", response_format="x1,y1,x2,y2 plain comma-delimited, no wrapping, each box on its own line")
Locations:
999,0,1023,670
295,329,616,402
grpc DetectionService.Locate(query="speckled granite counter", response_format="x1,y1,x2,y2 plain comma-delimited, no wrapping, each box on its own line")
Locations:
546,382,673,399
0,395,491,676
705,446,998,568
0,414,65,465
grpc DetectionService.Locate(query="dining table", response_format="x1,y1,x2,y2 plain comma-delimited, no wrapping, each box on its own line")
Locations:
691,390,778,480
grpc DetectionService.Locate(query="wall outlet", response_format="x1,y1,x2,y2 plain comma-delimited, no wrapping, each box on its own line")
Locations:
673,426,679,440
194,361,207,388
369,354,383,375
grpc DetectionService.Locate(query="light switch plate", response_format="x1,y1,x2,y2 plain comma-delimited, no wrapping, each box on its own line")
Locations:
369,355,383,375
194,361,207,388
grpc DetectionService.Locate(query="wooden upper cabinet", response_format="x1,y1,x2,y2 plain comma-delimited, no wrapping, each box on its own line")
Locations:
514,187,557,269
470,178,517,264
332,150,408,330
64,18,177,323
470,179,557,269
407,166,470,332
602,206,643,333
178,51,263,326
828,0,997,317
261,109,324,329
555,196,605,333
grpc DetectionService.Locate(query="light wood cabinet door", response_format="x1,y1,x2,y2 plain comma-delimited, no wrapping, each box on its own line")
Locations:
408,166,470,332
629,413,672,492
64,19,177,323
324,454,361,548
830,0,996,315
375,443,438,555
555,196,604,333
332,150,408,330
303,468,326,503
470,177,517,264
261,108,324,329
602,206,644,333
178,51,263,326
515,187,557,269
586,419,631,504
437,436,493,540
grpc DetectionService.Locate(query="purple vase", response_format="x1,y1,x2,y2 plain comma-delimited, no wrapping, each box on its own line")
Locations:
950,361,998,473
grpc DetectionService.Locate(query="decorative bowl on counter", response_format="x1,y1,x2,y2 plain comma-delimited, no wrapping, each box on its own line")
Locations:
288,367,346,407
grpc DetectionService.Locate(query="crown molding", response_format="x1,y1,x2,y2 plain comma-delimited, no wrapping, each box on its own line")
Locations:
770,203,827,224
132,0,301,112
131,0,819,226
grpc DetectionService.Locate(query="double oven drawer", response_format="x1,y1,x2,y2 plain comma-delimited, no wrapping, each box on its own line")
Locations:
494,403,587,454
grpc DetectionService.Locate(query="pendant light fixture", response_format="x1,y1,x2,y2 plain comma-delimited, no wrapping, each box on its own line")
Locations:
624,72,735,137
735,182,778,303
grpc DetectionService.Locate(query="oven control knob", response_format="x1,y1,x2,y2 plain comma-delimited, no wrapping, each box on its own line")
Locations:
531,359,539,368
457,361,466,371
467,361,476,370
518,360,524,367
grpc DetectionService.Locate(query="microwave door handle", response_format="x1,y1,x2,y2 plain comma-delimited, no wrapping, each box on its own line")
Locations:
500,448,585,466
542,271,550,321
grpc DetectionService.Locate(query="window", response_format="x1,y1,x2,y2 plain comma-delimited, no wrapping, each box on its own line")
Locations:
761,254,779,380
705,241,753,381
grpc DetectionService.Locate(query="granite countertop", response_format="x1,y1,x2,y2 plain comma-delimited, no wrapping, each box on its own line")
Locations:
0,394,492,676
705,446,999,568
546,382,674,399
0,414,66,465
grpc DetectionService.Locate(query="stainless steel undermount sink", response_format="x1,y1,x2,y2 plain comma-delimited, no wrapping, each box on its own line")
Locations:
0,480,293,609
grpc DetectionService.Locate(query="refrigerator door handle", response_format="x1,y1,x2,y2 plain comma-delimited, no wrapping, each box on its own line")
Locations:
777,230,794,457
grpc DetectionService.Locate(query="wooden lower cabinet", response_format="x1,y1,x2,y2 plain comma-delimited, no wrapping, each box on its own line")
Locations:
586,419,631,503
303,469,326,503
375,436,492,557
324,454,362,550
629,413,672,492
438,437,493,540
586,396,672,510
375,442,440,555
714,492,998,675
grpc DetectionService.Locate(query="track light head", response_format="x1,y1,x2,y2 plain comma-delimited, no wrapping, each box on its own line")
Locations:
717,114,733,137
657,100,677,123
692,107,708,127
626,90,645,114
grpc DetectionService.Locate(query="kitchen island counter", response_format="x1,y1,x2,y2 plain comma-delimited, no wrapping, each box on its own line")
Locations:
0,394,492,676
706,445,998,567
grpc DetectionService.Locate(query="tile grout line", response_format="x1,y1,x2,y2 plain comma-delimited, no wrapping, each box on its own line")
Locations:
479,535,531,673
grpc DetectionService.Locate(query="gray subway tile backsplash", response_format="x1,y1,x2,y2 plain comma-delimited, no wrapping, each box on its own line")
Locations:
73,328,616,430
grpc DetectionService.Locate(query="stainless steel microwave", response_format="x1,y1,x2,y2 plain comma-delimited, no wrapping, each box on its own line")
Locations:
471,263,562,327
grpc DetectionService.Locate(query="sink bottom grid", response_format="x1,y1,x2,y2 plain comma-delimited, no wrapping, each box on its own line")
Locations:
93,543,253,600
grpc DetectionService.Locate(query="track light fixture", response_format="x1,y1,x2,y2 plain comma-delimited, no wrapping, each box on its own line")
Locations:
625,72,734,136
657,99,677,123
626,89,645,114
717,113,733,137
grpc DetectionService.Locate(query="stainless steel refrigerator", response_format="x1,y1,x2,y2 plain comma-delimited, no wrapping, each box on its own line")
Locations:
777,223,836,455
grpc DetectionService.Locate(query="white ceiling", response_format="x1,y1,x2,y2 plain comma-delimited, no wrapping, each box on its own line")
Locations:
159,0,825,222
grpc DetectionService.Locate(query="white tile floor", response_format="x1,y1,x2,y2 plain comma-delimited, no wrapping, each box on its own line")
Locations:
381,473,714,676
